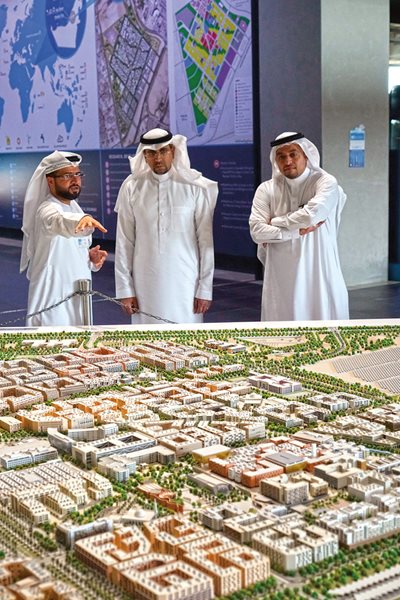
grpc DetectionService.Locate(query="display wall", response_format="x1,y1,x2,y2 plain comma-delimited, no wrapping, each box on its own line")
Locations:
0,0,255,257
255,0,322,184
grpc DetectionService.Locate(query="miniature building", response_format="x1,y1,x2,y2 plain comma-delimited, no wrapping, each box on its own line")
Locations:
265,451,307,473
253,522,338,571
139,482,184,512
179,533,269,596
223,513,275,544
75,527,151,578
97,454,137,482
113,553,214,600
72,431,155,467
248,373,302,394
0,558,82,599
314,460,363,489
192,444,231,464
0,438,58,469
0,416,21,432
56,518,114,549
260,475,309,506
187,472,233,495
159,432,203,456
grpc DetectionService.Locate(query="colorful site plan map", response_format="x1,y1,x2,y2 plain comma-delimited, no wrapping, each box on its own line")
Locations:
171,0,252,144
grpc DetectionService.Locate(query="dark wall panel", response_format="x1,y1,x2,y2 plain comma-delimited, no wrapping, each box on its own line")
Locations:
256,0,322,182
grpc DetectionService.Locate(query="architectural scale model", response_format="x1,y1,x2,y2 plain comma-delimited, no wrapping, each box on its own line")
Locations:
1,322,400,599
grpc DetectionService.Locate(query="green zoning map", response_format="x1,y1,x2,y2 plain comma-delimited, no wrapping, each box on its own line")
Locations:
2,322,400,599
171,0,252,144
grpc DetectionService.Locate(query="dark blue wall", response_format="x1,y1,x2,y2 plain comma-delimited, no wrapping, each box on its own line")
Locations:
255,0,322,183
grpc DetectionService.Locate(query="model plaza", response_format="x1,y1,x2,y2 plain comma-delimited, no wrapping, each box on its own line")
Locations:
1,323,400,599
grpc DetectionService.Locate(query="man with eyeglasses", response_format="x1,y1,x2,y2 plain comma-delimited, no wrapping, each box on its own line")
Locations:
115,128,218,324
20,150,108,326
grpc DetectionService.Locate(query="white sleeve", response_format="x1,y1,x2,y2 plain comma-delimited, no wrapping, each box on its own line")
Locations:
90,262,101,273
249,183,299,244
38,203,93,238
271,175,340,230
115,180,136,298
194,187,216,300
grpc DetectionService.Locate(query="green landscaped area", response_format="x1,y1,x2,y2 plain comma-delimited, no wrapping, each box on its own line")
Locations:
2,322,400,599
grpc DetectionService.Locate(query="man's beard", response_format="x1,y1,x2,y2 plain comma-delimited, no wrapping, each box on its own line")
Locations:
56,186,81,201
152,163,169,174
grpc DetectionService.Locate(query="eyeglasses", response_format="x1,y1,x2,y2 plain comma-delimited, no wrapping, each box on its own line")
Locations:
50,172,85,180
144,147,171,159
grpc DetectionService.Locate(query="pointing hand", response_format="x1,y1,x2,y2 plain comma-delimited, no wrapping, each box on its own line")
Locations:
76,215,107,233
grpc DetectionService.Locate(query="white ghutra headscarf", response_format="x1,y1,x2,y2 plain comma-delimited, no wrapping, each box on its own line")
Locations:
20,151,82,274
115,128,218,212
270,131,346,226
270,131,322,177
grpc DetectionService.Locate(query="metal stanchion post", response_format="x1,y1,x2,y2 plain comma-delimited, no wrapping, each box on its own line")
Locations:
77,279,93,326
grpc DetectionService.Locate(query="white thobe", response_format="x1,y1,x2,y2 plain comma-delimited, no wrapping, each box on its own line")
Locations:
26,196,94,327
249,168,349,321
115,168,215,324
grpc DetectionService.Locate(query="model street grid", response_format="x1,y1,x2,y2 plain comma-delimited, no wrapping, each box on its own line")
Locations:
1,322,400,599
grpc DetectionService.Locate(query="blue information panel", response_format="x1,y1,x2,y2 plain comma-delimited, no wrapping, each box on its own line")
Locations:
0,151,104,230
189,145,255,257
